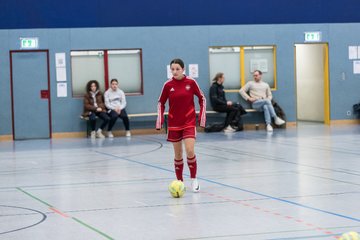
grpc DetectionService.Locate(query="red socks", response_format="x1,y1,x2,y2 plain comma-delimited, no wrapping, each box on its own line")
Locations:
187,155,197,179
174,156,197,180
174,159,184,181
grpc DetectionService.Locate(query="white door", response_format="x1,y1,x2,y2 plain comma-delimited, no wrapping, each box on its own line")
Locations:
295,43,329,123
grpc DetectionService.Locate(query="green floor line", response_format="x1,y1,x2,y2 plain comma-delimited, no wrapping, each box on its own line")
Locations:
16,187,53,207
72,217,114,240
16,187,115,240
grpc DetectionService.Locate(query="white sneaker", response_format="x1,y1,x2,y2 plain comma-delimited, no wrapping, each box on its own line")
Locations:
223,125,236,133
191,178,200,193
90,131,96,139
274,117,285,125
96,129,105,138
125,130,131,137
107,131,114,138
266,124,273,132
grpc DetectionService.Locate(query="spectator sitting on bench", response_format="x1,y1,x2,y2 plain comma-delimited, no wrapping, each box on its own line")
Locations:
239,70,285,132
83,80,110,139
104,78,131,137
209,72,247,133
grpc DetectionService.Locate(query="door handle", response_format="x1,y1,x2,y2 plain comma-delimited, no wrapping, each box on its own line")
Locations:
40,90,49,99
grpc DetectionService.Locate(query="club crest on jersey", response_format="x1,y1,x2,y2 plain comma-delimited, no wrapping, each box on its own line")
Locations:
170,87,175,92
185,85,191,91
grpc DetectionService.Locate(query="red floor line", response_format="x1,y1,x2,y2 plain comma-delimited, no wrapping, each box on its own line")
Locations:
49,207,70,218
201,190,340,239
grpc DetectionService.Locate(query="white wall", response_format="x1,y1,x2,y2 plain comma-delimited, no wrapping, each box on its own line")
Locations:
295,44,324,122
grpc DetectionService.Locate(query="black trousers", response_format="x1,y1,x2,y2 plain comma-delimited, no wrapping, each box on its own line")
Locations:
107,109,130,131
89,112,110,131
213,103,246,128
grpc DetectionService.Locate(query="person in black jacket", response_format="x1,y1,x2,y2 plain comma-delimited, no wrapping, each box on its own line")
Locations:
209,72,246,132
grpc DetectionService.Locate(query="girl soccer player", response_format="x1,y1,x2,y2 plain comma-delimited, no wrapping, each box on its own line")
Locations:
156,58,206,192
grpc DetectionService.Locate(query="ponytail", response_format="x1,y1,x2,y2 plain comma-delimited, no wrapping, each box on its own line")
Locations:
212,72,224,82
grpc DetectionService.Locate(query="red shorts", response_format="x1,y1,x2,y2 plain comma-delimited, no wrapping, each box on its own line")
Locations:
167,127,197,142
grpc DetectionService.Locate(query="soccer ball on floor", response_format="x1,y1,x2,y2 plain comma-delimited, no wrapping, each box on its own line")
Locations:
168,180,185,198
340,231,360,240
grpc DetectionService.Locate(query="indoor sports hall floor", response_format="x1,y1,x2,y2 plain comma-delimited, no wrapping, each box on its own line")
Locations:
0,122,359,240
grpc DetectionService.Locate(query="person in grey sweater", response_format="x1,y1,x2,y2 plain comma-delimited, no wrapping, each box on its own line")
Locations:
239,70,285,132
104,79,131,137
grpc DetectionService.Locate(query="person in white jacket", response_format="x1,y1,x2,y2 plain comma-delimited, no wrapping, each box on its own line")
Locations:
104,79,131,137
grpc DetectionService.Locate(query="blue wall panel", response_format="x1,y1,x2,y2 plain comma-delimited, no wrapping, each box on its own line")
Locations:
1,23,360,136
328,24,360,119
0,30,11,135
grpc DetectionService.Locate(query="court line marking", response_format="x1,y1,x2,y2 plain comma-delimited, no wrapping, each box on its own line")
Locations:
49,207,70,218
199,177,360,222
237,133,360,156
16,187,114,240
0,205,47,235
17,187,52,207
0,137,163,175
196,143,360,177
93,150,360,223
145,135,360,177
265,233,342,240
201,190,339,239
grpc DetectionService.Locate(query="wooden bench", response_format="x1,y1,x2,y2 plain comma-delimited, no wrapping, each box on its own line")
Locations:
81,109,257,136
128,110,257,132
80,113,167,137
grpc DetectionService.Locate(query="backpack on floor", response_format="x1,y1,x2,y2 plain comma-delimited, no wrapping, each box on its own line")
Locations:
230,111,244,131
204,123,225,133
272,100,286,129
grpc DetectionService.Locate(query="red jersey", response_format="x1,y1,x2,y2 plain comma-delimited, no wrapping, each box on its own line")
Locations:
156,76,206,130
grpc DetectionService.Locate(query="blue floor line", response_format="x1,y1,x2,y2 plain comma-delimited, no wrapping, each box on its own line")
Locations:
94,150,360,223
200,178,360,223
266,232,342,240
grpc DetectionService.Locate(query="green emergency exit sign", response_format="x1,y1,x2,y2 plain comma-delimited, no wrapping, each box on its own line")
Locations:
20,37,39,49
304,32,321,42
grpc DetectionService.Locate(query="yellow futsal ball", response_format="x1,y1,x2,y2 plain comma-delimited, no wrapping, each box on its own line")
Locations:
168,180,185,198
340,231,360,240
